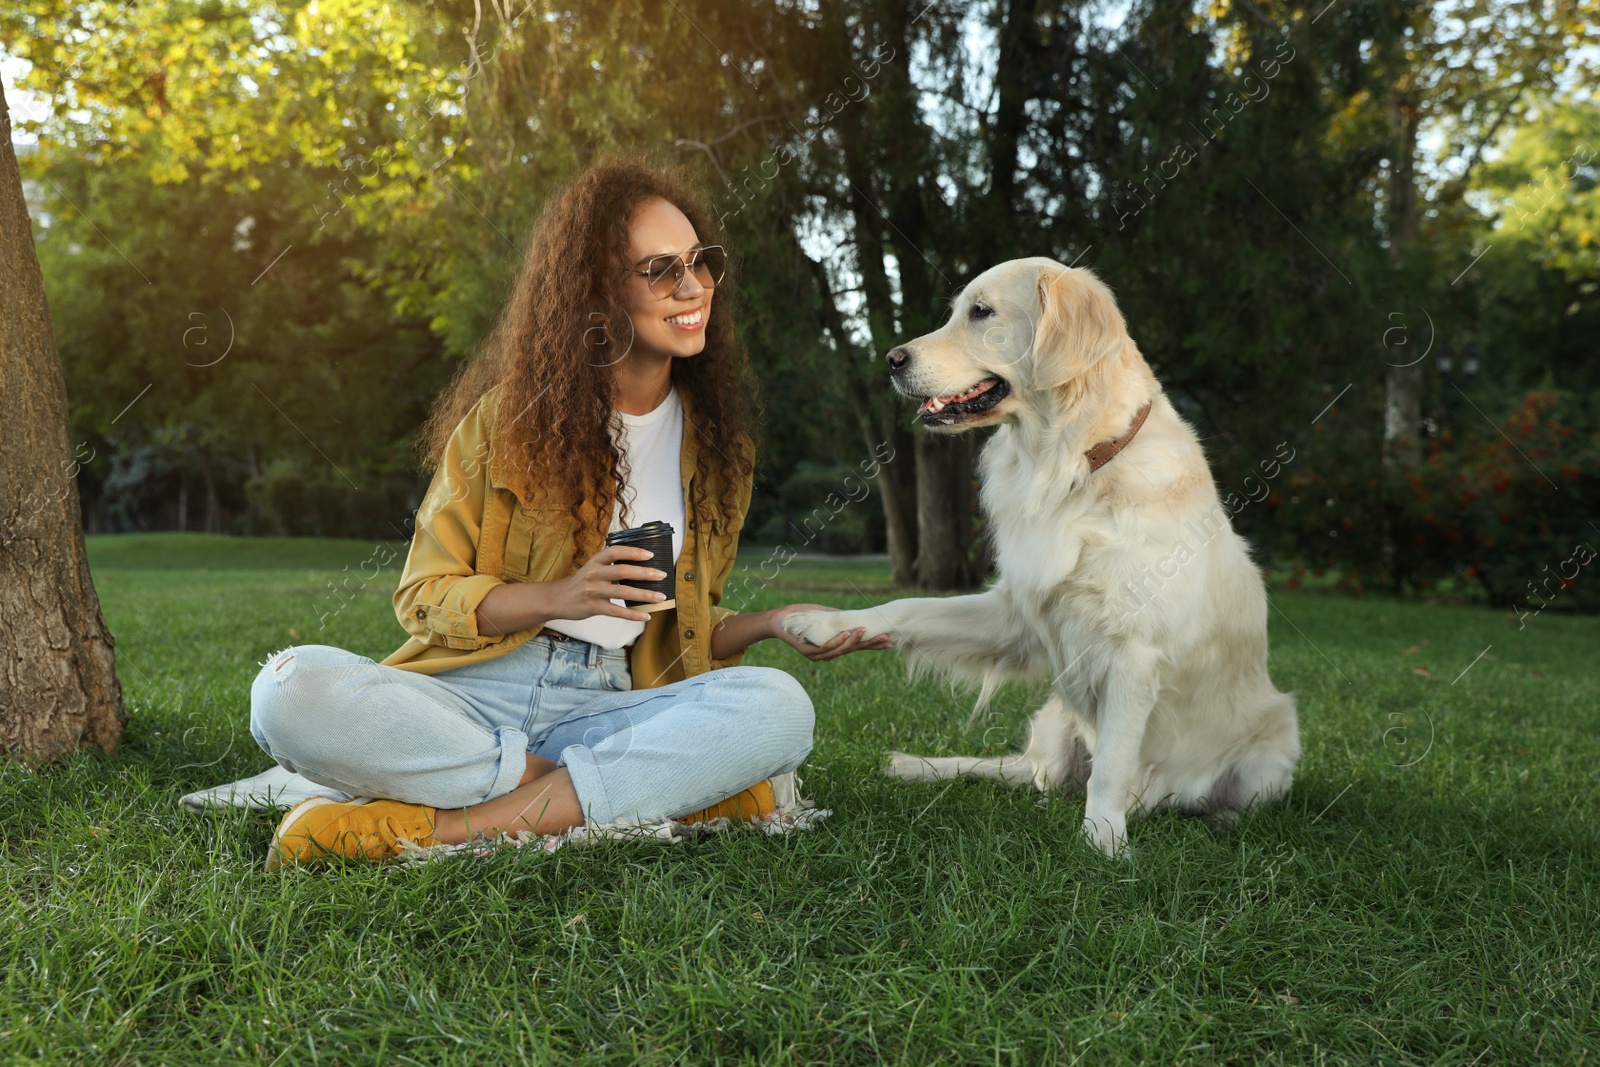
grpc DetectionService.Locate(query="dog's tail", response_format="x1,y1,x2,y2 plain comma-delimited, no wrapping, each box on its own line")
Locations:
884,751,1040,787
885,696,1092,794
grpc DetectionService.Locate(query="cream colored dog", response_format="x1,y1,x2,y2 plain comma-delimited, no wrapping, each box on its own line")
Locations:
782,258,1299,857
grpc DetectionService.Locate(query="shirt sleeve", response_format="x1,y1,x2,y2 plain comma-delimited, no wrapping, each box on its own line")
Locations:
392,399,508,651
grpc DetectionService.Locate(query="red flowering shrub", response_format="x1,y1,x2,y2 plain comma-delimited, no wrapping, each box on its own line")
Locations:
1265,390,1599,611
1400,391,1599,611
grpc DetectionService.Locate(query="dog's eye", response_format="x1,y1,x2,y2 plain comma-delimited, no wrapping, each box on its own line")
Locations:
969,301,995,320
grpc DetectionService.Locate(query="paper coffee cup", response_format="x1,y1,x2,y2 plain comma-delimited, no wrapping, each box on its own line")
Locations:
606,521,676,613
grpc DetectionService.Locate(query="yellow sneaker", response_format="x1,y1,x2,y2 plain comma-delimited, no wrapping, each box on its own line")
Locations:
676,780,777,826
265,796,440,871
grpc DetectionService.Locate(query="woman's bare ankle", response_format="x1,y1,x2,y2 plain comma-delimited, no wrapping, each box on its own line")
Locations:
432,807,474,844
432,770,585,845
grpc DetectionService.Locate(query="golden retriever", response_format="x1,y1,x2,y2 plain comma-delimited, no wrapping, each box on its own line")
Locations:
782,258,1300,856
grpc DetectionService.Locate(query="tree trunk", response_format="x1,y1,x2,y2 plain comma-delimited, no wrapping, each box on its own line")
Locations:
202,451,221,533
1380,83,1423,588
877,419,919,587
848,381,918,586
1383,91,1423,471
837,157,926,586
972,0,1035,266
804,237,921,585
913,431,976,589
847,0,982,592
0,83,128,760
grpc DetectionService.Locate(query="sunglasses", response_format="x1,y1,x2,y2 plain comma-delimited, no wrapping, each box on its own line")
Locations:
626,245,728,299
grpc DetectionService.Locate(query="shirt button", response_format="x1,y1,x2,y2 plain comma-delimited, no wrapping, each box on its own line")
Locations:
414,608,426,620
684,629,695,639
683,571,695,582
688,519,696,530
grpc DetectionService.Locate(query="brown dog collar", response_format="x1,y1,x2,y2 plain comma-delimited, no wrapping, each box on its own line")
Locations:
1085,400,1153,473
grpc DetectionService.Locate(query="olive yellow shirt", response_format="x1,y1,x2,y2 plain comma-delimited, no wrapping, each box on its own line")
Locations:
379,383,753,688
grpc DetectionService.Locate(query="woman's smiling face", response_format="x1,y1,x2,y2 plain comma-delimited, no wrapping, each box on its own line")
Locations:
620,197,714,362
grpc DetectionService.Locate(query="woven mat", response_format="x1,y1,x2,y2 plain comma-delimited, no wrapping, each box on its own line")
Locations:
393,804,833,865
181,765,831,862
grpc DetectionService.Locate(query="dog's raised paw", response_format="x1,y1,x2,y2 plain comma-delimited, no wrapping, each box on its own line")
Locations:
781,610,853,647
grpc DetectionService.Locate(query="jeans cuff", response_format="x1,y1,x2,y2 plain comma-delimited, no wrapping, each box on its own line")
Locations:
558,744,617,826
483,726,531,803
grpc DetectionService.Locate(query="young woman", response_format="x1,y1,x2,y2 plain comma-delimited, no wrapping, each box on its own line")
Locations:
249,159,887,869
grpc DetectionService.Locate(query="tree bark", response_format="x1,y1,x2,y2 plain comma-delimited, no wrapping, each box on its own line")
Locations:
202,450,221,533
1383,90,1423,471
0,83,128,761
852,386,919,587
913,431,976,589
1380,76,1423,589
835,105,929,587
972,0,1036,266
842,0,982,591
800,243,919,585
878,421,919,587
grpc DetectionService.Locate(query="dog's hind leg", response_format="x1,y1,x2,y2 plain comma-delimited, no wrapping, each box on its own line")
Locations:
1202,742,1298,817
886,697,1092,794
1023,697,1094,794
1194,693,1300,817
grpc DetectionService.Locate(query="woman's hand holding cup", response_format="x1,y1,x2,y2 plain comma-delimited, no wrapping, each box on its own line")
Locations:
545,545,667,623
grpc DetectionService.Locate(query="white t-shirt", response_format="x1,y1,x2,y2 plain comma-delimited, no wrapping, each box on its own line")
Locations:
542,386,686,649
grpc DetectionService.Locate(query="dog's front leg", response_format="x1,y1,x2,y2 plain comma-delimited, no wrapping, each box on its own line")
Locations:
1078,644,1162,858
781,589,1030,670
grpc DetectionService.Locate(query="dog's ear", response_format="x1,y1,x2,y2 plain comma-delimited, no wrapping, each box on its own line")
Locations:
1032,266,1128,389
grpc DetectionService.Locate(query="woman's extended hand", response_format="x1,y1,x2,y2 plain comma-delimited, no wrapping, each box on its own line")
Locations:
542,544,667,623
767,603,892,662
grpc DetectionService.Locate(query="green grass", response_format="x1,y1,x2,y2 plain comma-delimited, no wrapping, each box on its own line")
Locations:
3,533,1597,1065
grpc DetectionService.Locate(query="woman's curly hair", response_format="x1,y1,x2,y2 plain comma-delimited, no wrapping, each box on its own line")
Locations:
415,157,757,570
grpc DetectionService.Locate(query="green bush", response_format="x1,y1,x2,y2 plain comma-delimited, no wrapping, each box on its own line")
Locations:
752,461,880,555
244,458,418,540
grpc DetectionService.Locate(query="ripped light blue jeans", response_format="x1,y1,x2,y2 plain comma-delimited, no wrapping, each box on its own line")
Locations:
248,634,815,826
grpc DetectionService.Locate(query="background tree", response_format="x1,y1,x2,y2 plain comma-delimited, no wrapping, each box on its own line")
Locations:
7,0,460,535
0,79,126,760
3,0,1597,607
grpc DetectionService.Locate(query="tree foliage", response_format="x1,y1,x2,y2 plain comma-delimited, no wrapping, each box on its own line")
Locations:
4,0,1597,600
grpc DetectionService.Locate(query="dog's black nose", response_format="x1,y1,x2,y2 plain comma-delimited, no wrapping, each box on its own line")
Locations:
886,346,910,371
